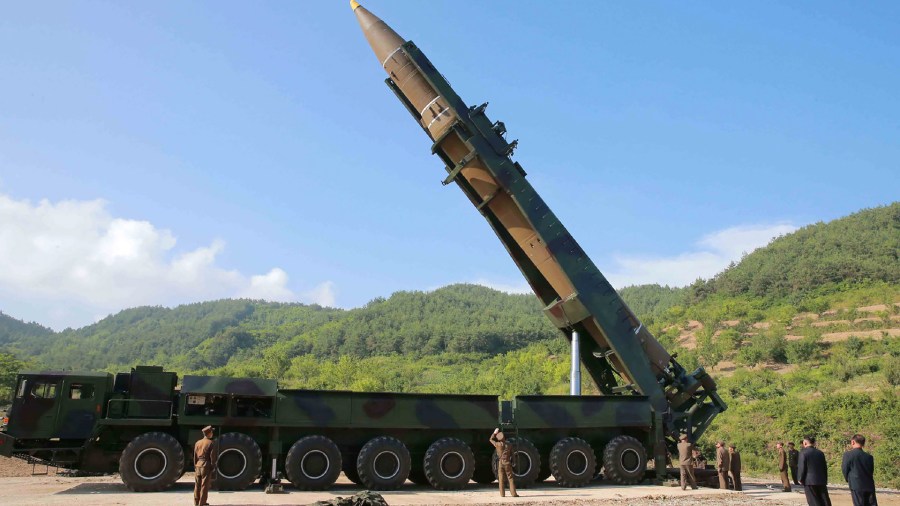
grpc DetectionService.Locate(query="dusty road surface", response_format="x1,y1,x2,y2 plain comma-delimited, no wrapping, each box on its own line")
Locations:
4,473,900,506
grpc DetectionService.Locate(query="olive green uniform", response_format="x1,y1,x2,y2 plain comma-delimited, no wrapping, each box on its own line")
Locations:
777,447,791,492
677,440,698,490
729,449,742,491
716,446,730,490
490,433,518,497
193,435,218,506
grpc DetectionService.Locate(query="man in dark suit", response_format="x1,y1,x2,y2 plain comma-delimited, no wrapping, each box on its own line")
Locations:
842,434,877,506
798,436,832,506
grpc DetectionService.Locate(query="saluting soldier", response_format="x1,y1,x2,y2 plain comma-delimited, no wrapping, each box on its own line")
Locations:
776,442,792,492
715,441,730,490
490,428,519,498
728,444,742,491
194,425,218,506
677,434,698,490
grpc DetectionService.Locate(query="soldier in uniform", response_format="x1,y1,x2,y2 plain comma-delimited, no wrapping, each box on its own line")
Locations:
788,442,801,485
728,444,742,491
490,428,518,497
776,442,792,492
677,434,698,490
194,425,218,506
692,449,707,470
715,441,730,490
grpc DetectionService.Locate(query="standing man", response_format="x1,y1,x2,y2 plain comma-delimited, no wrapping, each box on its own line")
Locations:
715,441,730,490
788,442,801,485
842,434,877,506
194,425,218,506
490,428,518,498
799,436,832,506
728,444,742,491
777,442,792,492
677,434,698,490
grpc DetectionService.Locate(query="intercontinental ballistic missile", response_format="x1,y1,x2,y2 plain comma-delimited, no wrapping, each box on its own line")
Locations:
351,1,725,461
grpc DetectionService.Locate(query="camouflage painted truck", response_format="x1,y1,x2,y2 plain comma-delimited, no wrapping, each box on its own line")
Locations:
0,1,727,494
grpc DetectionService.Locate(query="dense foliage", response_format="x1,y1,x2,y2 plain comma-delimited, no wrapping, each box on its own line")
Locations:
700,203,900,300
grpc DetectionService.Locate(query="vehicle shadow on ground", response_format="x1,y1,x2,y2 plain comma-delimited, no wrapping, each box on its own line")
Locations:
55,480,594,497
57,482,195,495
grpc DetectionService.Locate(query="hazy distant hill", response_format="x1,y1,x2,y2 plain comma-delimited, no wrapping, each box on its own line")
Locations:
0,312,53,346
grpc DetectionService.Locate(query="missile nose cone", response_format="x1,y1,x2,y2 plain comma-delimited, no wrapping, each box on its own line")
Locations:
352,2,406,67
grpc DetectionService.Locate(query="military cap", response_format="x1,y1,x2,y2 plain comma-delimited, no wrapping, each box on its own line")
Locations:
202,425,214,433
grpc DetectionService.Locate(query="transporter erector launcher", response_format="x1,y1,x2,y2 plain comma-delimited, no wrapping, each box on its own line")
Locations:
351,1,727,473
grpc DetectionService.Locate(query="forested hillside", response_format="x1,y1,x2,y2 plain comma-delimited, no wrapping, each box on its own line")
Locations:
0,312,53,345
1,203,898,486
699,202,899,299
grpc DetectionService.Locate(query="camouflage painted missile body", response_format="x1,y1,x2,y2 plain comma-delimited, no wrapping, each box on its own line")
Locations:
352,1,726,474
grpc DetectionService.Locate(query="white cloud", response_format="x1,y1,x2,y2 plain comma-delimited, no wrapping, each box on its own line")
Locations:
0,193,334,329
606,223,797,288
301,281,337,307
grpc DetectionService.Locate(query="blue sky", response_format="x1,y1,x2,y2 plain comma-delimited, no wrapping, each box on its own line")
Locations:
1,1,897,330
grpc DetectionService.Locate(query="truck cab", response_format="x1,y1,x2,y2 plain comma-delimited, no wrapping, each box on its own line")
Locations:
1,372,111,459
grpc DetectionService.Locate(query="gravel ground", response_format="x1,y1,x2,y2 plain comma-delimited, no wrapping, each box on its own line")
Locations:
2,457,897,506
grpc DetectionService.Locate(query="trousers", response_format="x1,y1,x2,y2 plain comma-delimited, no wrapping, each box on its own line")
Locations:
804,484,832,506
497,462,517,497
680,465,697,490
194,464,212,506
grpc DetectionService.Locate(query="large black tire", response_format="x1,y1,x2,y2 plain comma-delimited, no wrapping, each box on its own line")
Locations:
356,436,410,490
285,435,342,490
550,437,596,487
118,432,184,492
492,438,541,488
602,435,647,485
215,432,262,491
423,437,474,490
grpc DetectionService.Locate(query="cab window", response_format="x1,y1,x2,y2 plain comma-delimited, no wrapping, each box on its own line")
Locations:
31,382,59,399
16,379,29,398
69,383,94,400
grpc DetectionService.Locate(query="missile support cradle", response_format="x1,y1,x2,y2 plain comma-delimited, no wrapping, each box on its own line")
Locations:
0,1,726,494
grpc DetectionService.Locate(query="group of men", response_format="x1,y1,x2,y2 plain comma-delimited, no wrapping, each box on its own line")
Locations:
191,425,878,505
677,435,742,491
775,434,878,506
677,433,878,506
